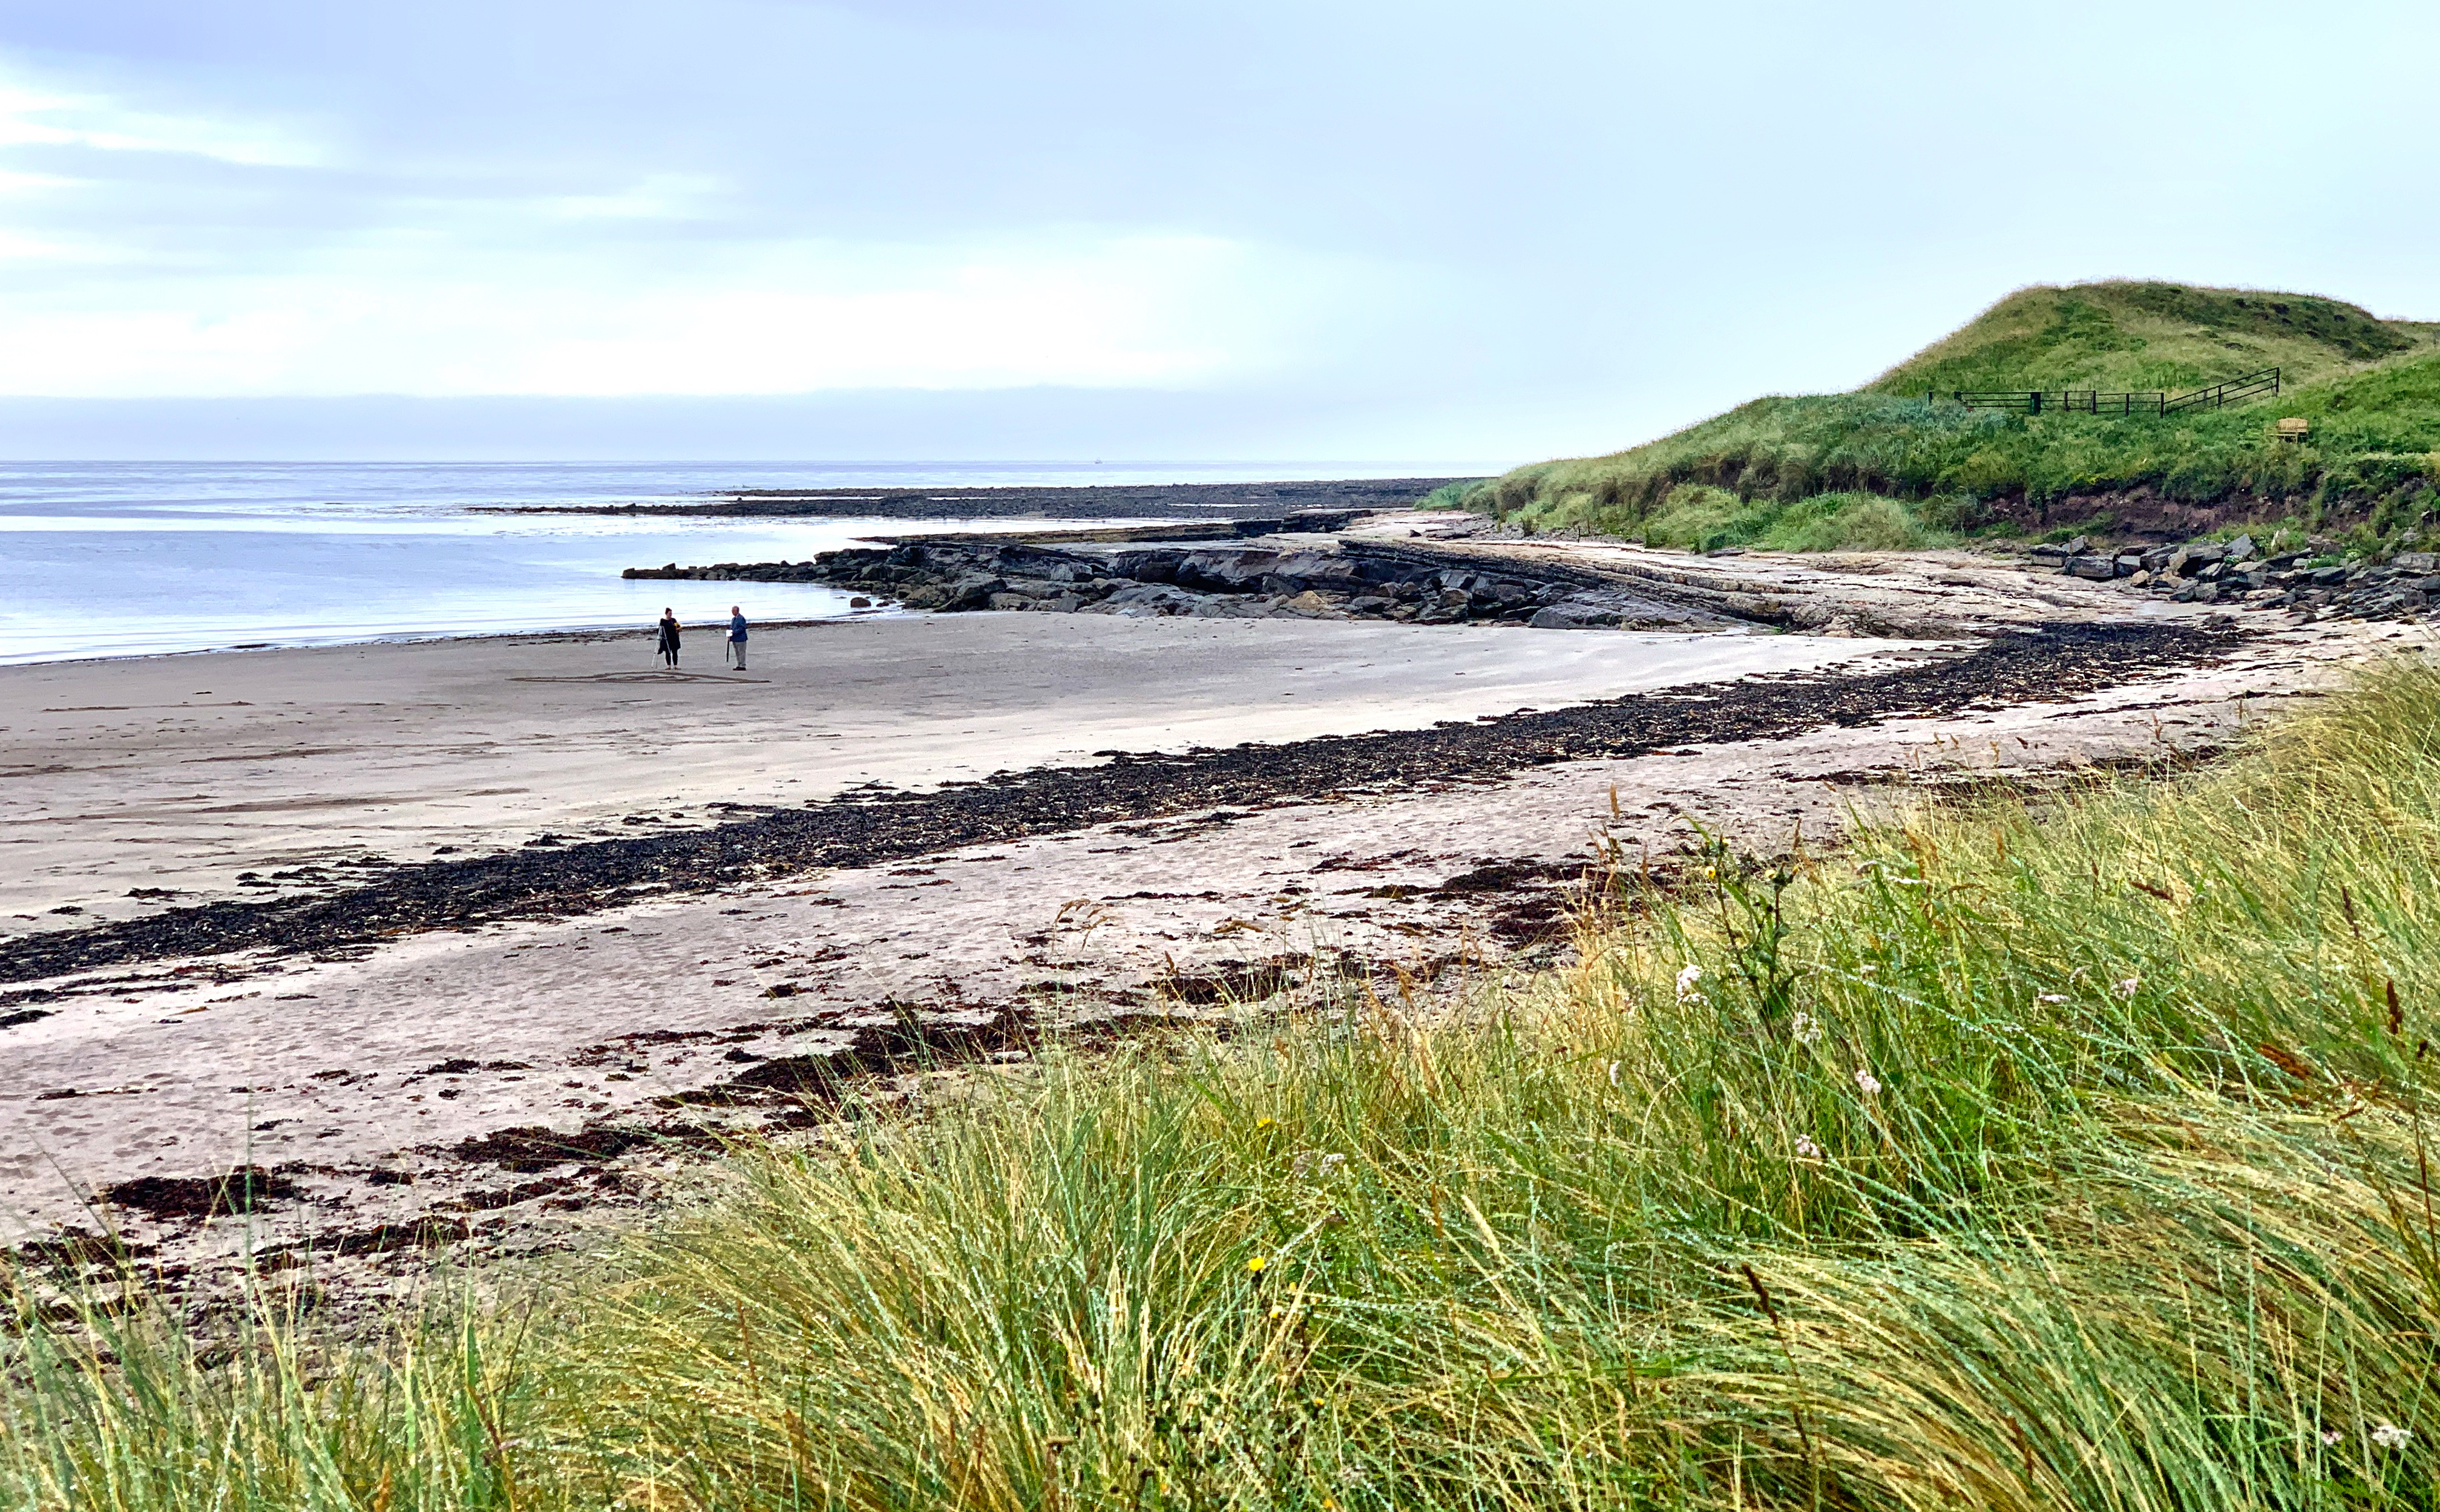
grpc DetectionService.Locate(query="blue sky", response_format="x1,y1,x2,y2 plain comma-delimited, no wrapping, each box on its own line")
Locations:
1,2,2435,461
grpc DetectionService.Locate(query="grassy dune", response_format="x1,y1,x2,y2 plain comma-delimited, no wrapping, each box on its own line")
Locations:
1472,281,2440,549
13,664,2440,1507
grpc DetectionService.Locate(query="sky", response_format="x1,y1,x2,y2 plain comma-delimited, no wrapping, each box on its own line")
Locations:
0,1,2436,462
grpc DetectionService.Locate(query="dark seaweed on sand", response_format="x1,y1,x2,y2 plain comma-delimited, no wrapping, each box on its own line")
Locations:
0,622,2238,986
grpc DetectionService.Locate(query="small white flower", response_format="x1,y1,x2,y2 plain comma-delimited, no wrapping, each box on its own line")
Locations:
1858,964,1878,975
1855,1068,1882,1096
2373,1422,2412,1450
2038,993,2068,1004
1318,1152,1346,1174
2320,1428,2343,1447
1606,1059,1621,1087
1791,1011,1823,1046
2113,977,2140,998
1792,1134,1823,1161
1675,963,1703,1002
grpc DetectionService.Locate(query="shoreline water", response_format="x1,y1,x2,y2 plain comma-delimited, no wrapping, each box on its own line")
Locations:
0,464,1484,666
0,612,894,669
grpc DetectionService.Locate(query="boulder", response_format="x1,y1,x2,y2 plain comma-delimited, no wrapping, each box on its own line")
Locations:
1271,552,1369,591
943,574,1006,611
1171,548,1286,592
1528,601,1622,630
1090,584,1205,618
2066,555,2116,580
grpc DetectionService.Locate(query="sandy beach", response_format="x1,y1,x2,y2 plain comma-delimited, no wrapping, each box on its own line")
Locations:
0,614,1884,931
0,541,2415,1297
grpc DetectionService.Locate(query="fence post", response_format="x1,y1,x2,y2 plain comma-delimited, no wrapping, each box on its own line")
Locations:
2029,390,2042,415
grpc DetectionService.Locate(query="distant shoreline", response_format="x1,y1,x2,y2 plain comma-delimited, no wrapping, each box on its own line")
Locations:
479,475,1472,520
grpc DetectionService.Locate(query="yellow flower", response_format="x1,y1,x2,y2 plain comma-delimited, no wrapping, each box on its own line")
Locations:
1254,1117,1276,1131
1246,1255,1268,1274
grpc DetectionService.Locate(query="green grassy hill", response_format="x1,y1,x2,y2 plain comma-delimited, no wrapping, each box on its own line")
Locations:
1463,281,2440,551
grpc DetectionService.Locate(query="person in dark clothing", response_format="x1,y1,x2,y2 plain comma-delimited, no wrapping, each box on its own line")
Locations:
725,604,749,670
656,609,681,668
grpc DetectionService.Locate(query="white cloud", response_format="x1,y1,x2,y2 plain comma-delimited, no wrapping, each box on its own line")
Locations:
0,232,1402,396
0,168,77,194
0,79,323,168
0,229,114,263
540,174,726,222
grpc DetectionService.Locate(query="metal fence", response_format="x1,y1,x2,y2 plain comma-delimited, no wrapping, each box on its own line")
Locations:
1950,367,2279,417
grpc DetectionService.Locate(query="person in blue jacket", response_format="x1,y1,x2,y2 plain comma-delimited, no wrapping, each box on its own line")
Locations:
726,605,749,670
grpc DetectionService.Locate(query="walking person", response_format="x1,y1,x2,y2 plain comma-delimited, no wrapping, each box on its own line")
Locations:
725,604,749,671
656,608,681,669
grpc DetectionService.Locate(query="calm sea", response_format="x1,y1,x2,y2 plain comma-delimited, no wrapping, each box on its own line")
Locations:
0,461,1461,664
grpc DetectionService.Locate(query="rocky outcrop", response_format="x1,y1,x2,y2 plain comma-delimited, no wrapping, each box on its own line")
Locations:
630,536,1748,631
2028,533,2440,621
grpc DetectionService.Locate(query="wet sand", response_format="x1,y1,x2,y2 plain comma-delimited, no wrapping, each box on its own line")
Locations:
0,615,1886,932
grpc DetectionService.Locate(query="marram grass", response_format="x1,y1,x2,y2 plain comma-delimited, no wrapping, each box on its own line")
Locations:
14,664,2440,1508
